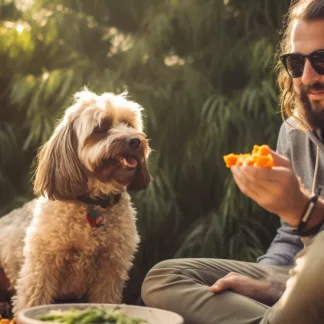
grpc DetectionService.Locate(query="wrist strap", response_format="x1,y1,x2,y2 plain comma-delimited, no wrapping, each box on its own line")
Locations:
290,188,322,237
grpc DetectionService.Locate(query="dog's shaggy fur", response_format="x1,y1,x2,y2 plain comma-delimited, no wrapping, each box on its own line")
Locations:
0,89,151,314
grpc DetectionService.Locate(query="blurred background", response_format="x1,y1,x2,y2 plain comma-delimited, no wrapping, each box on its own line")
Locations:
0,0,291,304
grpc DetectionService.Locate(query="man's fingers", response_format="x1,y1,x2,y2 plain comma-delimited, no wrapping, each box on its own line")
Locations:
210,282,222,293
210,280,228,293
269,149,291,168
232,163,290,182
231,167,264,200
210,275,238,293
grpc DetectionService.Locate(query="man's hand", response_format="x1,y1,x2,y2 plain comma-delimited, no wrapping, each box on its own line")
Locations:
210,272,278,306
230,149,309,226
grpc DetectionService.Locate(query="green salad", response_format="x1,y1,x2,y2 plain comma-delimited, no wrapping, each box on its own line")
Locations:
37,307,148,324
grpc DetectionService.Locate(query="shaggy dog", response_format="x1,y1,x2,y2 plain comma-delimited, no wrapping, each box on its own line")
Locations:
0,89,151,314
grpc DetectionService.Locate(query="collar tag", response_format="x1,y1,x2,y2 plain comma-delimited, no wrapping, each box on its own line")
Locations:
86,208,104,228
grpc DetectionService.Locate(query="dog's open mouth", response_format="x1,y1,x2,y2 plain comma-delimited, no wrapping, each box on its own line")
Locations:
118,155,138,169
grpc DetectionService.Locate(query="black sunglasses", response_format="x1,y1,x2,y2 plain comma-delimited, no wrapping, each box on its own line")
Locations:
280,49,324,78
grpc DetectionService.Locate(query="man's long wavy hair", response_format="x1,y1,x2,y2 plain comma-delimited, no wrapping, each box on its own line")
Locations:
277,0,324,129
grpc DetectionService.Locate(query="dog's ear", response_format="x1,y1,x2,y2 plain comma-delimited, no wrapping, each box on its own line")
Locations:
34,122,88,200
128,161,151,191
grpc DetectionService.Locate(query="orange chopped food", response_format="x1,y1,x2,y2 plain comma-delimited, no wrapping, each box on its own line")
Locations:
0,318,15,324
0,319,10,324
223,153,238,167
0,316,15,324
224,145,273,168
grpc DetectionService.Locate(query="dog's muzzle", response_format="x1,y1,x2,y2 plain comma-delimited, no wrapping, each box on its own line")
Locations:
118,136,145,169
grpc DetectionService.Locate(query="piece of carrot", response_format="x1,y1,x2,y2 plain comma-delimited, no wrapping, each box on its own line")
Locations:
223,145,273,168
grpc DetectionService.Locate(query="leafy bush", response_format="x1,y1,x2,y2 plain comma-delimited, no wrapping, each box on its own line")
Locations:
0,0,290,303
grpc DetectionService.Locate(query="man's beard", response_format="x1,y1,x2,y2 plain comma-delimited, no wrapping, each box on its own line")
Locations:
299,82,324,130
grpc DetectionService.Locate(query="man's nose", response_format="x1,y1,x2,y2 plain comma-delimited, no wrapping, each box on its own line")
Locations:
301,59,320,85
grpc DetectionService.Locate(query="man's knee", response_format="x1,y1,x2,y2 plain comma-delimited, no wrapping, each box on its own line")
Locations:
141,259,186,307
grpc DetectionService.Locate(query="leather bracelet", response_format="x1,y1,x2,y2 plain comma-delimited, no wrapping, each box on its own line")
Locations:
290,188,323,237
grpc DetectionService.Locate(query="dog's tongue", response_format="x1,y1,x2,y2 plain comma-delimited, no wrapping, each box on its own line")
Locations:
121,157,138,168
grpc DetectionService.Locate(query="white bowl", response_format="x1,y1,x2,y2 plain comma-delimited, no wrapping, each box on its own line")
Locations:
17,303,184,324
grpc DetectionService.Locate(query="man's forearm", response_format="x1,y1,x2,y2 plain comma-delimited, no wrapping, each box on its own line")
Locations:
266,279,287,305
259,275,289,306
262,267,292,306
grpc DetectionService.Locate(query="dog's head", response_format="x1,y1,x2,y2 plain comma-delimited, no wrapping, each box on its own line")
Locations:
34,89,151,200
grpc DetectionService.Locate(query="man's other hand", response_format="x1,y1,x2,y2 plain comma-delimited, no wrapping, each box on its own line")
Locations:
210,272,278,306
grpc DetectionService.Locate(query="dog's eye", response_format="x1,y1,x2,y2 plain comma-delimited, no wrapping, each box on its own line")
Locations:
120,120,134,128
93,125,108,134
93,118,112,134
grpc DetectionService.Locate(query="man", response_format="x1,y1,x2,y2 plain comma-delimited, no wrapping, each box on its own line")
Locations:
141,0,324,323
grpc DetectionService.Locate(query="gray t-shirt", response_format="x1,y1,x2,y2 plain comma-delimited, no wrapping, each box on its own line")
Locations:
257,119,324,266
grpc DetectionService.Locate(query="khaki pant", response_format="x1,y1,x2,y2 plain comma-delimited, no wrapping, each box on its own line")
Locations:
141,231,324,324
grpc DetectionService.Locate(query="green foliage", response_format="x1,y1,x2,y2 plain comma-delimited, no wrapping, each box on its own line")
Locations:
0,0,291,303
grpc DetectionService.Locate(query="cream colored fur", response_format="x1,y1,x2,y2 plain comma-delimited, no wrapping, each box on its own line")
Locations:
0,89,151,314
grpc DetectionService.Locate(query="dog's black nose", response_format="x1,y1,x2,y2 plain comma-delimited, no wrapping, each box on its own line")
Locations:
126,136,141,149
